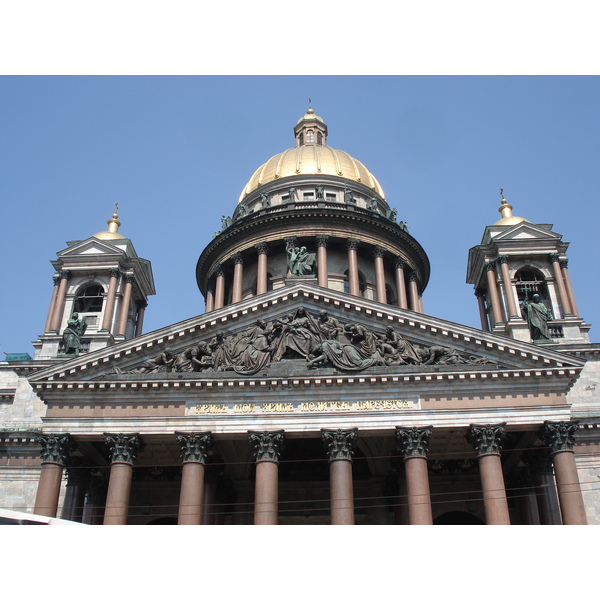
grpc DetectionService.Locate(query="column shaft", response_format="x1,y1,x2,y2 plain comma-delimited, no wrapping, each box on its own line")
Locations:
374,251,387,304
485,265,504,325
347,242,360,296
134,303,146,337
317,243,328,288
101,271,119,331
44,278,60,333
329,459,354,525
117,278,133,336
178,462,206,525
408,276,419,312
499,259,519,318
404,456,433,524
560,262,579,317
395,262,408,309
476,292,490,331
551,257,573,316
254,460,279,525
256,252,268,295
34,463,64,518
103,463,133,525
205,286,215,313
552,450,587,524
214,271,225,309
50,274,69,332
477,454,511,524
232,258,244,304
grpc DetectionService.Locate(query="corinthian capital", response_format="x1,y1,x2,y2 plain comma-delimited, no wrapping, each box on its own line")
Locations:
316,234,329,248
248,430,285,462
396,426,432,458
176,431,213,464
539,420,580,454
322,428,358,460
467,423,506,456
36,433,76,466
104,433,144,465
373,245,386,259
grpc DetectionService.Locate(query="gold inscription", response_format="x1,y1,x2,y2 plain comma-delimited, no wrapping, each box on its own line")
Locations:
356,400,412,410
233,403,256,413
262,402,295,413
196,404,228,414
300,401,351,412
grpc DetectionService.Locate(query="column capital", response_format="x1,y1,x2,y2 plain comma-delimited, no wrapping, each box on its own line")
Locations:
322,428,358,460
59,269,72,280
104,433,144,465
549,252,561,263
396,426,432,458
109,268,121,279
408,271,419,283
52,273,61,286
136,300,148,310
124,274,136,285
316,234,329,247
176,431,213,464
284,236,298,250
394,256,406,270
560,258,569,269
475,288,487,298
484,261,496,272
214,265,225,277
539,420,580,454
346,238,360,251
36,433,76,466
373,245,386,259
497,254,509,265
232,252,244,265
248,430,285,462
466,423,507,456
255,242,269,255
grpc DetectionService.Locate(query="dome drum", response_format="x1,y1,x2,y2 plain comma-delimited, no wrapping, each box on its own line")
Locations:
230,175,391,226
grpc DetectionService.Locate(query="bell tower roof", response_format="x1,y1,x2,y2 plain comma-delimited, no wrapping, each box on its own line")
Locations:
93,204,126,240
492,189,530,226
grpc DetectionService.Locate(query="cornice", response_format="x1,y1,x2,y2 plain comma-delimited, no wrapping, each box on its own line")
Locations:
196,206,430,293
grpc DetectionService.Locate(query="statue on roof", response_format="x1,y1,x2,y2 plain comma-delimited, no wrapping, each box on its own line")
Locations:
522,294,554,342
62,313,87,355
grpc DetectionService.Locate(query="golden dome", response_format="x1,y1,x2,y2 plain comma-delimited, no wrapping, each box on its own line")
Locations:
493,195,530,226
238,145,385,202
93,205,126,240
238,109,386,202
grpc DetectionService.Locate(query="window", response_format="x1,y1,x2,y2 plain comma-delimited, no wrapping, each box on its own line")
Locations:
306,130,314,144
515,268,550,305
74,284,104,313
299,133,304,146
317,132,323,145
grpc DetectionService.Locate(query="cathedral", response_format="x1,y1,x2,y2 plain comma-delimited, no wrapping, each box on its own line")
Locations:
1,108,598,525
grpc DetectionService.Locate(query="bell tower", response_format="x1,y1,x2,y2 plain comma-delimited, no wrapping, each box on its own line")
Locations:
466,191,591,344
33,206,156,359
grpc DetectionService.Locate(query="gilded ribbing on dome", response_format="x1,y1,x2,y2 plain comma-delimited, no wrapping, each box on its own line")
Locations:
238,111,386,202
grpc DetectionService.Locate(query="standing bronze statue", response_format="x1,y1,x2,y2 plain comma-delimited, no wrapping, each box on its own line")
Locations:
62,312,87,355
522,294,554,342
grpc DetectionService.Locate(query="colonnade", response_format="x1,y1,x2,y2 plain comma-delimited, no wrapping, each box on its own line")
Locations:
479,254,579,330
33,421,587,525
44,269,146,338
205,236,424,313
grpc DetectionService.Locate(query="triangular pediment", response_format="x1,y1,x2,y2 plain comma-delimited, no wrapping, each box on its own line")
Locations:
58,236,133,259
491,222,561,243
28,283,585,390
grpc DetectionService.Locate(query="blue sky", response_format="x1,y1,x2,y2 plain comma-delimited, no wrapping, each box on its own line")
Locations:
1,75,599,354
